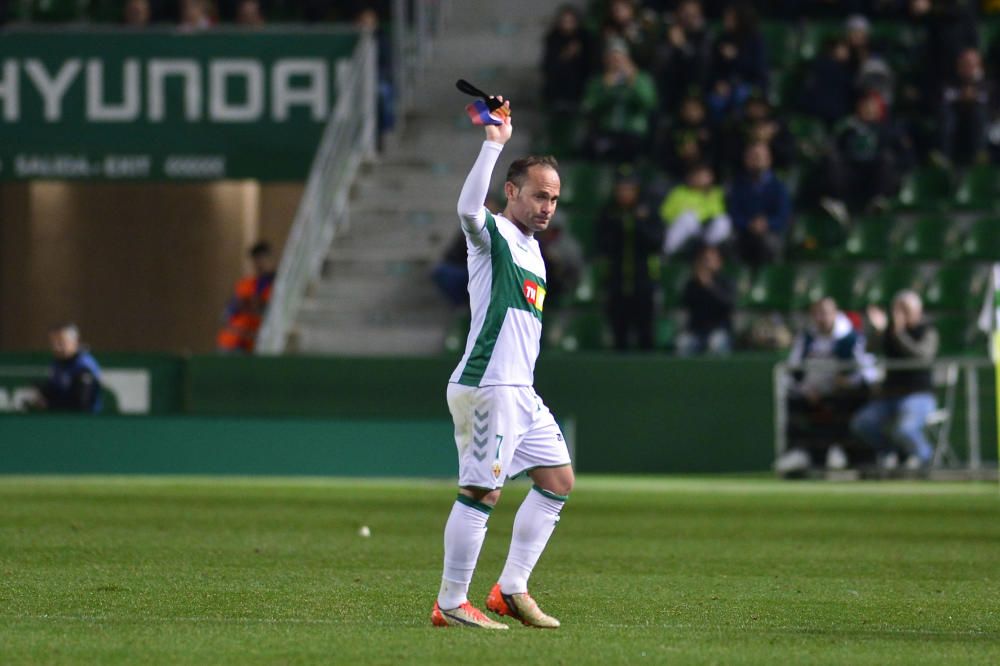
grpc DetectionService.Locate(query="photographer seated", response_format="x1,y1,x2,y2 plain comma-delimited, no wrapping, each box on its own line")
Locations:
776,298,873,475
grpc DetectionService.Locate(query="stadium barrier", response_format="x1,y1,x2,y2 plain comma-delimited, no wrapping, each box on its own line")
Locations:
1,354,994,476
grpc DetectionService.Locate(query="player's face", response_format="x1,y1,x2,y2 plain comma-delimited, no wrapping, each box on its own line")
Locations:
507,166,560,234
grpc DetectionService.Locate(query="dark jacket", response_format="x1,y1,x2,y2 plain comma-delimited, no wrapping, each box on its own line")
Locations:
597,202,663,296
681,273,734,337
876,322,939,396
726,171,790,233
40,351,103,413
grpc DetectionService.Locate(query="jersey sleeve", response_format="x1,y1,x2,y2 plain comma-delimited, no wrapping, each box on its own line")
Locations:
457,140,503,251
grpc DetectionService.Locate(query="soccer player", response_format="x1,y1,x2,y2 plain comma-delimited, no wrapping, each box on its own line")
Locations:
430,98,574,630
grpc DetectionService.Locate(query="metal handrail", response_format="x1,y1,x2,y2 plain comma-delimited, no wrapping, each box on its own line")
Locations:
256,32,376,353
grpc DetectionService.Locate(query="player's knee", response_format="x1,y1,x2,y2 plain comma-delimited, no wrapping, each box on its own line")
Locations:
461,487,501,506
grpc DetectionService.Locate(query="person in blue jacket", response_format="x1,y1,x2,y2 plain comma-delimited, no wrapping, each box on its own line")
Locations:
33,323,103,413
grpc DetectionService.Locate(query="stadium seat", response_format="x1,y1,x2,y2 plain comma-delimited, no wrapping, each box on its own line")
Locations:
954,165,1000,211
923,263,987,313
896,165,954,211
559,162,613,210
860,263,922,307
794,263,864,311
934,313,975,356
894,216,962,261
560,309,609,351
660,260,691,310
761,21,799,68
655,314,679,351
842,216,893,261
567,209,599,258
789,213,845,260
741,264,796,312
960,217,1000,260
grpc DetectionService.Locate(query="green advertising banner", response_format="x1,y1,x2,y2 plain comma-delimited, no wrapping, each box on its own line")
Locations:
0,29,360,181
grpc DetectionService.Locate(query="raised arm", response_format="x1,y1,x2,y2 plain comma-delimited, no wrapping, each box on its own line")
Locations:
457,99,512,234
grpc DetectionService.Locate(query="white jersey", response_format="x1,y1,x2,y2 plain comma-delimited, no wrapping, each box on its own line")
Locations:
449,141,546,388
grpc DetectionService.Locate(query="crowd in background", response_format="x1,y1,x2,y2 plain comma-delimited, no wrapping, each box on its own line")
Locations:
532,0,994,354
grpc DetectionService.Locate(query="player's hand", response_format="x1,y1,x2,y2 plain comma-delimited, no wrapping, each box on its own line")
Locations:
484,98,512,145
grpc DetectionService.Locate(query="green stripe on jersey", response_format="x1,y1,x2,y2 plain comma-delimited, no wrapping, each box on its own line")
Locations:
458,211,545,387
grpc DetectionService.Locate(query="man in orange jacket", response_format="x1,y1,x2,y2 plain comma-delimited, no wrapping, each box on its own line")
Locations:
217,242,276,353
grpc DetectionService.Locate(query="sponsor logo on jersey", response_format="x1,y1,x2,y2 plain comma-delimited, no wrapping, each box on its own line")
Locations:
523,280,546,312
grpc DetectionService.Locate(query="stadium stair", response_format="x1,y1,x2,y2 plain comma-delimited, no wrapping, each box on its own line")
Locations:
292,0,547,355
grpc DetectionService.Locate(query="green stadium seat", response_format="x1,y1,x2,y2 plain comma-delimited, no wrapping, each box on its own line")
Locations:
22,0,85,21
560,309,609,351
954,165,1000,211
660,260,690,310
794,263,864,311
567,209,599,258
572,261,606,306
842,216,893,261
741,264,796,312
444,314,472,354
896,165,954,211
960,217,1000,260
559,162,613,210
923,263,987,313
761,21,798,68
894,216,962,261
655,315,679,351
934,313,975,356
860,263,922,308
790,212,845,260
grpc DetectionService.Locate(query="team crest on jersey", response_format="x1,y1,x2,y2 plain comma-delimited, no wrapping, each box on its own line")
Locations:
492,461,502,478
523,280,546,312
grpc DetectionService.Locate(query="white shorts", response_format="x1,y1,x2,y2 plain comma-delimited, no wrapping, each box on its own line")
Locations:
446,383,571,490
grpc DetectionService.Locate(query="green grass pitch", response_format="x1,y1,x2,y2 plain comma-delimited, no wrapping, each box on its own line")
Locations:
1,476,998,664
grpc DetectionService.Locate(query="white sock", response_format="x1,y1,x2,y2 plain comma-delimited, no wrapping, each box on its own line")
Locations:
437,495,492,610
498,485,567,595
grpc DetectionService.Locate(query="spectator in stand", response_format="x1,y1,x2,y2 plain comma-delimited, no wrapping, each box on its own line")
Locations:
543,5,597,113
660,162,731,256
775,297,874,475
235,0,265,26
179,0,213,30
217,241,277,353
939,47,992,166
800,37,855,127
676,243,733,356
727,142,790,267
29,323,103,414
907,0,979,111
597,169,663,350
718,94,796,178
845,14,896,107
706,2,768,124
432,232,470,308
582,39,658,162
652,0,712,111
851,290,940,471
657,95,716,181
538,218,585,312
600,0,657,68
822,92,913,217
123,0,151,26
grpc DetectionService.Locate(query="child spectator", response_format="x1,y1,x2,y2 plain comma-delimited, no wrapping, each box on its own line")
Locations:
676,244,734,356
660,163,731,256
217,241,276,353
727,142,790,266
